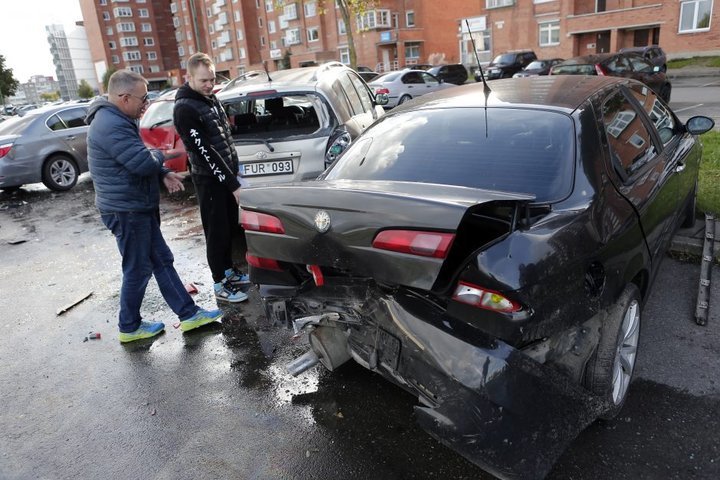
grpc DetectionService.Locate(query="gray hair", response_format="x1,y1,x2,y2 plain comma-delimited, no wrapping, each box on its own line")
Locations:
108,70,147,95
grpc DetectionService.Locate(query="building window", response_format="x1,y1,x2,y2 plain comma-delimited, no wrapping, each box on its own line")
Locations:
180,60,187,68
357,10,391,30
141,23,152,32
679,0,712,32
539,21,560,46
260,36,266,46
284,3,298,20
122,51,142,61
304,2,316,17
103,12,111,21
189,45,194,54
234,11,240,21
149,65,160,73
307,27,319,42
206,8,211,17
211,40,218,49
269,20,276,33
339,47,350,64
266,0,273,12
120,36,138,47
106,27,114,35
111,55,119,64
405,42,421,61
486,0,514,8
129,65,144,74
239,47,246,58
270,40,277,49
147,51,157,60
138,8,149,17
406,11,415,27
338,19,346,35
209,24,215,33
117,22,136,32
173,17,181,28
258,17,263,28
113,7,132,17
236,29,244,40
286,28,301,45
178,46,185,56
144,37,155,46
108,41,117,50
100,0,107,5
170,2,178,14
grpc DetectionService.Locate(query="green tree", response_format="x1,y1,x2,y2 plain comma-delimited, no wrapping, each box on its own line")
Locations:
0,54,20,104
78,79,94,99
102,66,117,92
40,91,60,102
274,0,376,70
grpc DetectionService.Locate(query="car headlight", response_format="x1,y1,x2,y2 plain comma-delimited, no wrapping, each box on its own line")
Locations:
325,130,352,168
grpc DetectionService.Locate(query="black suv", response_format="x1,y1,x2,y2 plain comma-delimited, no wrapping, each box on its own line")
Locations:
476,51,537,81
426,64,469,85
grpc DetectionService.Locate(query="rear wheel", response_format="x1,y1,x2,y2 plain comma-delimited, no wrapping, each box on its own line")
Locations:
398,95,411,105
585,284,641,420
42,154,79,191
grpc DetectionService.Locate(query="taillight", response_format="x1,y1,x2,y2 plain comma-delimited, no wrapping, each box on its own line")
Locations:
241,210,285,234
452,281,521,313
325,130,351,167
246,253,283,271
0,143,13,159
375,87,390,95
372,230,455,259
594,63,608,76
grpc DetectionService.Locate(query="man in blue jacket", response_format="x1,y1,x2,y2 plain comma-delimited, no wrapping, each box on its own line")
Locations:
86,70,221,343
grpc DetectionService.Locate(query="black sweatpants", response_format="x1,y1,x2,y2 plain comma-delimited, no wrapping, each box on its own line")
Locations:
192,174,239,283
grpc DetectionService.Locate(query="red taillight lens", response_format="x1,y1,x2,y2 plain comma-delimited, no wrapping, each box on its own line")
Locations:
594,64,607,76
372,230,455,259
452,281,521,313
0,143,13,158
375,87,390,95
241,210,285,234
246,253,283,271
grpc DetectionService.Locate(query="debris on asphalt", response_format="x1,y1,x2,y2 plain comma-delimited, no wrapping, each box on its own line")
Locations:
185,283,198,294
88,332,101,340
56,291,93,315
7,239,27,245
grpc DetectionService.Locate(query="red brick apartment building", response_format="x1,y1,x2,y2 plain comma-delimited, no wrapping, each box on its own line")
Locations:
79,0,718,88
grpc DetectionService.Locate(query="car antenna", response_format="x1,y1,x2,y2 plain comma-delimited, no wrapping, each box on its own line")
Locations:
465,19,491,137
262,60,272,82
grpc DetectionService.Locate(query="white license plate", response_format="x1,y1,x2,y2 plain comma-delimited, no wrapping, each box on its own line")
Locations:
241,160,294,177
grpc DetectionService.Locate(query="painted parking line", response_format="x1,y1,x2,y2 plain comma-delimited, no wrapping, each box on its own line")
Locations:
673,104,704,113
700,80,720,87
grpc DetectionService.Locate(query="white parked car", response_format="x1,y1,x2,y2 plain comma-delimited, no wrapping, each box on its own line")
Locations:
368,69,455,108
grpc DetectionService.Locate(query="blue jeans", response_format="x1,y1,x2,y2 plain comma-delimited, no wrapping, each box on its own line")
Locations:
101,211,198,333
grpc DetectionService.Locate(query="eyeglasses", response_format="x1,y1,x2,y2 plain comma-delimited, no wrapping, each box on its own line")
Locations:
121,92,149,103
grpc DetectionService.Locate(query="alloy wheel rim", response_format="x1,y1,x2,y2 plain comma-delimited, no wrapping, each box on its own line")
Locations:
51,160,75,186
611,299,640,404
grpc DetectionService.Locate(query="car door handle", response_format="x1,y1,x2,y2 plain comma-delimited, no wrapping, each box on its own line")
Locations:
65,135,76,140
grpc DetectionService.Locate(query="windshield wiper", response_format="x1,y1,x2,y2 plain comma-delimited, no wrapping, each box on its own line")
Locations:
149,119,172,130
233,138,275,152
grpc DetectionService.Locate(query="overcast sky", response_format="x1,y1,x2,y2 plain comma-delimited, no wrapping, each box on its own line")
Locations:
0,0,84,83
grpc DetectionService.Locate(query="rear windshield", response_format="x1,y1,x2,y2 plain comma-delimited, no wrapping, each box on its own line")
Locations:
372,72,402,83
0,114,36,135
140,100,174,129
552,64,596,75
325,108,574,203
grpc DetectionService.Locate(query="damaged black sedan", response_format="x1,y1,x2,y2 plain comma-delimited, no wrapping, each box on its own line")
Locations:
238,76,714,480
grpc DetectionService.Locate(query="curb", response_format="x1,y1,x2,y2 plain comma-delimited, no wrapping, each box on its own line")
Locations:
670,218,720,261
666,68,720,79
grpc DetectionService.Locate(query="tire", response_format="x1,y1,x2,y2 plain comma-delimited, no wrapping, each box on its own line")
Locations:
398,95,411,105
42,154,79,191
585,284,641,420
660,84,671,103
681,181,697,228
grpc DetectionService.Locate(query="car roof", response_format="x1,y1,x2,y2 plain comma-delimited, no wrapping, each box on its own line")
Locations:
398,75,628,113
558,53,618,65
217,62,353,99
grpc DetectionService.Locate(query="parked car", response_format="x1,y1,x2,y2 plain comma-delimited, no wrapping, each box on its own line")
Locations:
216,61,387,185
477,50,537,80
139,89,189,173
426,64,469,85
513,58,564,77
551,52,672,102
620,45,667,72
368,69,455,108
0,104,91,192
16,104,40,117
3,105,16,116
237,75,714,479
355,66,379,83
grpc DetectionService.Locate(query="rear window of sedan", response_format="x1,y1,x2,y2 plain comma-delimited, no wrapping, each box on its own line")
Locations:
325,108,575,203
552,64,596,75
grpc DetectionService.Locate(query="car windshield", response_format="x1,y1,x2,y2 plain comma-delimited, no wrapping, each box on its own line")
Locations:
326,108,574,203
0,114,36,135
139,100,174,128
525,61,546,69
493,54,516,64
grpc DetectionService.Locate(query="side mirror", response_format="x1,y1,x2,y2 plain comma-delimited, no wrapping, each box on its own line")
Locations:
686,116,715,135
375,93,389,106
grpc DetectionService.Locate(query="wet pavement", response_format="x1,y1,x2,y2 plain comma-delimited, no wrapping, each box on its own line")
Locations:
1,178,719,479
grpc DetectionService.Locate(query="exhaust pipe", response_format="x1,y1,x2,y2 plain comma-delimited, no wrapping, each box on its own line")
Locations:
286,350,319,376
285,326,351,376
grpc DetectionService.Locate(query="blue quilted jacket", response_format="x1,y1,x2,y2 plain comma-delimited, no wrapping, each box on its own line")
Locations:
86,98,169,213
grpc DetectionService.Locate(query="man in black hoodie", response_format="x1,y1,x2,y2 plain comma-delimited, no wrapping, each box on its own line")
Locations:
173,53,249,304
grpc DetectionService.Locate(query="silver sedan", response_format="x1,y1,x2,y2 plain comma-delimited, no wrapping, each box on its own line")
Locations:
368,69,455,108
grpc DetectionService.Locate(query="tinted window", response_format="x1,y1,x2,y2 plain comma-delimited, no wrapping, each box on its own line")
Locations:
57,108,88,128
338,73,365,116
602,91,658,176
627,84,676,145
46,114,66,131
346,73,375,114
402,72,424,84
326,108,575,202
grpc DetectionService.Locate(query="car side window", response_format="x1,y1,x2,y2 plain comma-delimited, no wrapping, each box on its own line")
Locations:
608,55,631,73
346,73,375,114
403,72,424,84
57,108,88,128
628,56,653,73
626,84,676,145
46,114,66,131
338,73,365,116
421,73,439,85
602,90,659,177
331,79,355,119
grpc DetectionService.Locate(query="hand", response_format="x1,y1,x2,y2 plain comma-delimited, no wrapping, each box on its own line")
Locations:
163,172,186,193
232,187,241,205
